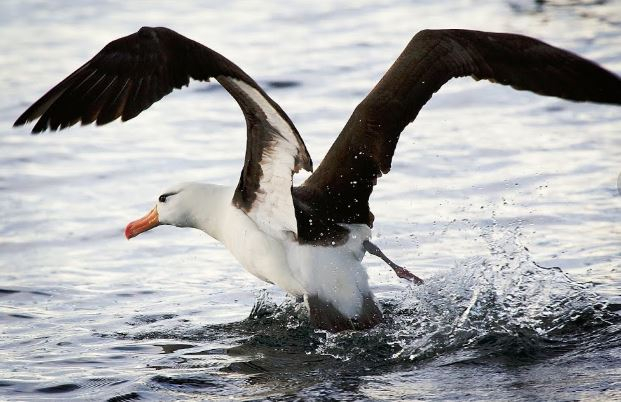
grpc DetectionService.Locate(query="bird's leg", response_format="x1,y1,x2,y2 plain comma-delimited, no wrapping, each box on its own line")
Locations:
363,240,423,284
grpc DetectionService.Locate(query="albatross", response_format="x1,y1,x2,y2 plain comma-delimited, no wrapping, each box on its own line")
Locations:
14,27,621,331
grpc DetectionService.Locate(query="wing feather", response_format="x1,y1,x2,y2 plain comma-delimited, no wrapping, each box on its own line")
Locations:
14,26,313,239
299,29,621,235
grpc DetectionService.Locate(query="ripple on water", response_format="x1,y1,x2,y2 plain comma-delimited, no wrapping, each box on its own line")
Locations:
100,228,620,400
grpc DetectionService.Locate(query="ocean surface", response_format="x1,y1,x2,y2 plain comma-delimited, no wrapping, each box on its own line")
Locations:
1,0,620,400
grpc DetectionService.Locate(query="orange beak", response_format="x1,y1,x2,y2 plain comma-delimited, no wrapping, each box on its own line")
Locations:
125,207,160,239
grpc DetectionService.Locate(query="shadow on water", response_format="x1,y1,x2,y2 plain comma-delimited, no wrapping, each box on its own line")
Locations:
122,229,620,399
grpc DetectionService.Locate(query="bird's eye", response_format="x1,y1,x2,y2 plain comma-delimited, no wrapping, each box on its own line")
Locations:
158,192,177,203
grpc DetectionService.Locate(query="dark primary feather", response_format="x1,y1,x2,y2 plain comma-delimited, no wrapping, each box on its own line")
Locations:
13,26,311,162
14,26,312,216
298,29,621,238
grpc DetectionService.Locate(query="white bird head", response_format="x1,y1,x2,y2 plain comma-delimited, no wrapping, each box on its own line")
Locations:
124,182,227,239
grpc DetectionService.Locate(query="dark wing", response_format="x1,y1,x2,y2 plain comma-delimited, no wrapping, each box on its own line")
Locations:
14,26,312,239
297,28,621,235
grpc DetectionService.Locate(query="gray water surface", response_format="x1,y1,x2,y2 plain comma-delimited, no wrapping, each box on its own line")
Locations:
1,1,620,400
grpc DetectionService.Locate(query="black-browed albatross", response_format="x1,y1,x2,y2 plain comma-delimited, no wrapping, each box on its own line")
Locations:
14,27,621,332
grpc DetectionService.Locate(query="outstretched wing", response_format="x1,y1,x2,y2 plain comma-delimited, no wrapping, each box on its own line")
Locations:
14,26,312,239
298,29,621,235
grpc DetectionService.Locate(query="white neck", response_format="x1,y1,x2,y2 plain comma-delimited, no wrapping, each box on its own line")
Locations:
181,183,235,242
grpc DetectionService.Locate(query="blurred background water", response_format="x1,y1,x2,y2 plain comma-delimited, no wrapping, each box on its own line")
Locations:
1,0,620,400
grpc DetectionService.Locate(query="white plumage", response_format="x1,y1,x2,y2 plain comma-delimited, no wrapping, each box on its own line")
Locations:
167,183,375,320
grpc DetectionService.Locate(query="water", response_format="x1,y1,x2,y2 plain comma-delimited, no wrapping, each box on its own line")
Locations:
1,0,620,400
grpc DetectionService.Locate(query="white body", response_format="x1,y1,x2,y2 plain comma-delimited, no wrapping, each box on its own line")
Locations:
178,183,374,319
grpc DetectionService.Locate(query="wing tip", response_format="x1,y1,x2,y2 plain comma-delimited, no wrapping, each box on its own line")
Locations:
14,114,50,134
13,121,44,135
13,119,26,129
13,108,35,129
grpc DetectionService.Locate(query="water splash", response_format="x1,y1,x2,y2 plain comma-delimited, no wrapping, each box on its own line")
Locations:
124,227,617,374
113,227,620,401
317,228,616,363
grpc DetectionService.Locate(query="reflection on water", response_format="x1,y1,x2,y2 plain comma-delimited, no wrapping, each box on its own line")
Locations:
1,0,620,400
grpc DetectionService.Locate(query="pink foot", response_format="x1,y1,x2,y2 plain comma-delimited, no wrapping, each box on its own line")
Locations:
394,266,424,284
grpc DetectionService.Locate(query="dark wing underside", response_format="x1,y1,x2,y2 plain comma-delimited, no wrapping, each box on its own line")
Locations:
15,27,260,132
295,29,621,243
14,26,312,239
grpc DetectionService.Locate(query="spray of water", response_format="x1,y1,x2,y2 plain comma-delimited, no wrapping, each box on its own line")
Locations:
316,227,615,363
